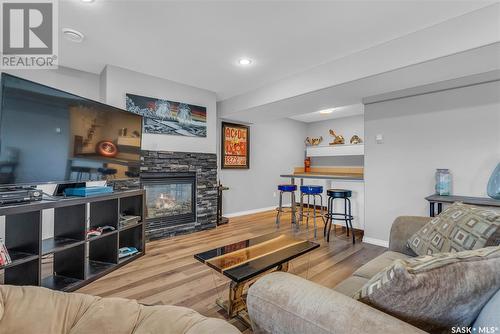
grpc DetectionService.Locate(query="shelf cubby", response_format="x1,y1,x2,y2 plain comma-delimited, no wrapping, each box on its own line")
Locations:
41,244,85,292
42,237,85,255
119,195,143,218
90,199,119,229
55,204,86,241
118,224,144,264
4,258,39,286
89,232,118,264
4,211,40,257
119,225,143,252
54,244,85,280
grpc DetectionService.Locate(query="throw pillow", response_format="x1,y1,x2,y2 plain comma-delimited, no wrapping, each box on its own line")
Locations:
407,202,499,256
353,246,500,333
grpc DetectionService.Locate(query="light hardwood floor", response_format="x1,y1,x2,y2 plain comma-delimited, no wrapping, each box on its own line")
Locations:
77,210,385,332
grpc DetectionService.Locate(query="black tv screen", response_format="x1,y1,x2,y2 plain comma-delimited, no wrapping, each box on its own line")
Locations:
0,73,143,186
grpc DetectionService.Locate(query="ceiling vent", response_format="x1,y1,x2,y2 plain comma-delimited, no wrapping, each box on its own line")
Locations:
62,28,85,43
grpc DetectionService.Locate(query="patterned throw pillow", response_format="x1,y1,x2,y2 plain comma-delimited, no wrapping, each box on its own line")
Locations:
354,246,500,333
407,202,499,256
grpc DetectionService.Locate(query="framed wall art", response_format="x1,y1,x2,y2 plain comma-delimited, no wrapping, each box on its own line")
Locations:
126,93,207,137
221,122,250,169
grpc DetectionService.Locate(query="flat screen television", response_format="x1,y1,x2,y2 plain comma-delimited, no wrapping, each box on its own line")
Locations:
0,73,143,186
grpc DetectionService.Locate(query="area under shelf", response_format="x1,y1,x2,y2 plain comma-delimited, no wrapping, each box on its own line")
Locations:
41,274,82,291
0,251,38,270
118,252,143,265
306,144,364,157
42,237,85,255
86,260,115,278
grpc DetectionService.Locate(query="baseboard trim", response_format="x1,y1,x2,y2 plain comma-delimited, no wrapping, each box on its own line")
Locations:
363,237,389,248
225,206,277,218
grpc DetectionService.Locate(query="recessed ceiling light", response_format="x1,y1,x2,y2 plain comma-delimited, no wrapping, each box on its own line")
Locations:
62,28,85,43
238,58,253,66
319,108,334,114
81,0,95,2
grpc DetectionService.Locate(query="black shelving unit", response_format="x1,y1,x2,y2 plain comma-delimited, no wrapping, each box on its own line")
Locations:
0,189,145,292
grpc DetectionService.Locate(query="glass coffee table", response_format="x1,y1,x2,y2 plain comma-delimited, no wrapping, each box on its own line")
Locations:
194,233,319,324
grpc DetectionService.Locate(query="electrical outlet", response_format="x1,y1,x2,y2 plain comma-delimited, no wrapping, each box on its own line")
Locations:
375,134,384,144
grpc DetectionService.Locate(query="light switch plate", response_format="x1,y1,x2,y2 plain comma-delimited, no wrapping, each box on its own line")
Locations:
376,134,384,144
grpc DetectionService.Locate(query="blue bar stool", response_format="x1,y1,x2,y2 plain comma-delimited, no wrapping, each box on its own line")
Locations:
300,185,324,239
276,184,298,229
324,189,355,244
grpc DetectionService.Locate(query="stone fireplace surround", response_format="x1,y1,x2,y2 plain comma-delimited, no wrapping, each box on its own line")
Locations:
140,150,218,240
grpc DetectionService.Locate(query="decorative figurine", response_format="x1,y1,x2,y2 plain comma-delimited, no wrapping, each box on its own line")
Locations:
350,135,363,144
329,130,345,145
305,136,323,146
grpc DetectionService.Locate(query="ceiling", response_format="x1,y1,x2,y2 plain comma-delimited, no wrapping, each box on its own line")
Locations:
221,43,500,123
59,0,495,101
289,104,364,123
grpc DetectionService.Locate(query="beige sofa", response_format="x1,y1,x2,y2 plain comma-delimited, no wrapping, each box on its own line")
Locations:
0,284,239,334
247,216,500,334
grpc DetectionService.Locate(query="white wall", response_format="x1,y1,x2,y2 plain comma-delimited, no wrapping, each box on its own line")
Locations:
306,115,364,140
364,80,500,243
101,65,217,154
220,118,307,215
307,115,364,166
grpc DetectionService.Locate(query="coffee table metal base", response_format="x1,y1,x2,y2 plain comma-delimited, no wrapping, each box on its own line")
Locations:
216,262,289,326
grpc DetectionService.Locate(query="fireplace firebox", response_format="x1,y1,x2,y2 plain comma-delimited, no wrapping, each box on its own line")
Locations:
141,172,196,225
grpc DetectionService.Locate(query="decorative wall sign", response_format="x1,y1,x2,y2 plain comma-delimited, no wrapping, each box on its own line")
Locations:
221,122,250,169
126,93,207,137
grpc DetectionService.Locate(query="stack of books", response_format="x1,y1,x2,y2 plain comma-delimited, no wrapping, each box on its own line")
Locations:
0,238,11,266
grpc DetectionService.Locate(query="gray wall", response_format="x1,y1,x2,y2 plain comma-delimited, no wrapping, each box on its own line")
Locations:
307,114,364,166
220,118,307,215
364,80,500,243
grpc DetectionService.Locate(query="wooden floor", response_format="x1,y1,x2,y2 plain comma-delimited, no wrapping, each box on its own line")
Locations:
78,210,385,332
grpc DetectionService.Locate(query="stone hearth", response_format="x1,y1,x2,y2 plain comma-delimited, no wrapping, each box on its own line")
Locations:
141,150,217,240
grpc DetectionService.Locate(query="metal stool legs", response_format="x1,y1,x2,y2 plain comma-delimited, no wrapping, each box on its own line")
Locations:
276,190,283,227
291,191,297,229
324,195,332,238
301,193,325,239
276,191,298,230
325,197,355,244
